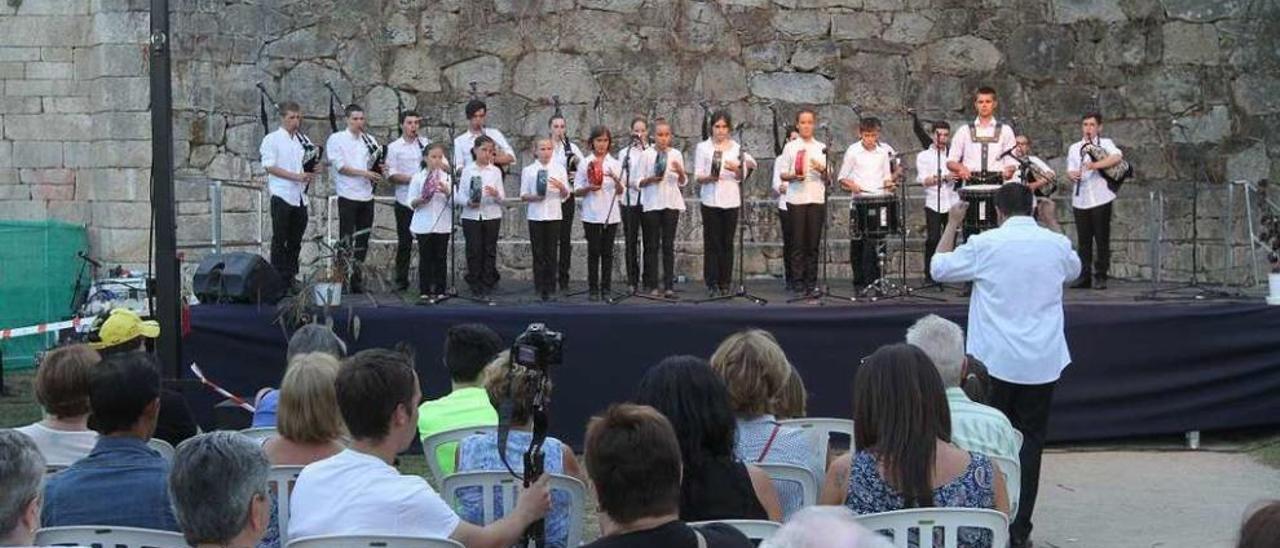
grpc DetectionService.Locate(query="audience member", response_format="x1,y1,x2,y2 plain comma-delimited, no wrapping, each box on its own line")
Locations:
906,315,1020,463
1239,499,1280,548
288,348,549,547
0,430,45,547
453,351,584,548
252,323,348,428
170,432,271,548
634,356,782,522
91,308,198,446
581,404,751,548
760,506,893,548
820,344,1007,548
42,351,179,531
772,368,808,420
710,329,824,515
417,323,504,476
16,344,100,464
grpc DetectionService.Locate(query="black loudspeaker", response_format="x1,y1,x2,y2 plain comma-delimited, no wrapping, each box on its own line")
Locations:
192,252,284,304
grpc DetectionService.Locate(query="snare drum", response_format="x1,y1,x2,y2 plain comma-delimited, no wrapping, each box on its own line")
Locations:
851,193,900,238
957,184,1001,233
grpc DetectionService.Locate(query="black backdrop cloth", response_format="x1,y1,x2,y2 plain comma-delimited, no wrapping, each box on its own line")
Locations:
182,302,1280,449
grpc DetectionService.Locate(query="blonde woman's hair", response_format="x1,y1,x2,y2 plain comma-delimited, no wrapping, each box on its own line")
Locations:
278,352,346,444
773,368,808,420
709,329,792,416
481,350,554,425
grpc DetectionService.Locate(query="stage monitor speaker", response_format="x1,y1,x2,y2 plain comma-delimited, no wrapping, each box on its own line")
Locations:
192,252,284,304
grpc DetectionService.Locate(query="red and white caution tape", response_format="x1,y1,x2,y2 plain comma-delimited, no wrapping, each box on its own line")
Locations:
0,317,85,340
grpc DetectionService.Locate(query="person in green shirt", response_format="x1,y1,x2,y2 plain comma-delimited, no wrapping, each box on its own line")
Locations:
417,323,504,477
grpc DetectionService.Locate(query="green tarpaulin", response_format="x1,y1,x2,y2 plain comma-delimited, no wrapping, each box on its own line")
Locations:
0,220,89,370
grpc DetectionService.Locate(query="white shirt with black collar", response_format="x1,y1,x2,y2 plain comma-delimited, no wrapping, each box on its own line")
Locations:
574,154,623,225
838,141,895,203
386,135,430,207
1067,138,1121,209
454,163,505,221
326,129,375,202
917,146,959,213
776,138,828,205
947,117,1017,175
452,128,514,173
639,147,687,212
260,127,307,207
520,160,570,222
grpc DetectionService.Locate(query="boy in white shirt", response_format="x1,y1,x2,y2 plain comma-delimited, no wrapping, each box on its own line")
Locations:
838,117,896,288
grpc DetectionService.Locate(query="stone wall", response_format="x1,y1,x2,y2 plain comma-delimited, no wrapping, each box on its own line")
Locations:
1,0,1277,287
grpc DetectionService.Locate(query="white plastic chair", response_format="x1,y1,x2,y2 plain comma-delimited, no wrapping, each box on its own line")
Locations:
240,426,279,442
268,465,305,547
439,471,586,547
856,508,1009,548
146,438,175,461
45,463,70,474
420,426,497,485
779,417,855,483
757,462,819,510
287,535,463,547
35,525,189,548
986,453,1021,519
689,520,782,542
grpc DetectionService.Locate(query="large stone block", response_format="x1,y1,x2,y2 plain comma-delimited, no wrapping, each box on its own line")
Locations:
47,200,90,225
91,10,148,44
1172,106,1231,144
12,141,64,168
16,0,90,16
1052,0,1127,24
280,62,354,116
774,9,830,39
5,114,93,141
743,41,789,71
5,79,89,97
63,140,151,168
677,1,737,55
362,85,417,129
443,56,504,98
1005,26,1074,79
831,11,883,41
1232,74,1280,116
558,10,642,53
207,152,253,181
0,47,40,62
383,11,417,46
388,48,443,93
908,36,1002,75
89,226,151,262
578,0,644,12
1226,143,1269,183
74,44,146,79
25,61,74,79
41,47,73,62
91,112,151,140
0,96,43,114
89,76,149,112
882,12,934,45
749,72,835,104
1160,0,1246,22
1162,22,1220,65
0,16,90,47
75,167,150,201
43,96,90,114
262,26,337,60
512,52,598,103
697,59,750,102
0,200,48,221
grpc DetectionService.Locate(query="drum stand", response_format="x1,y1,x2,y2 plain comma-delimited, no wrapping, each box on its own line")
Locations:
863,181,943,302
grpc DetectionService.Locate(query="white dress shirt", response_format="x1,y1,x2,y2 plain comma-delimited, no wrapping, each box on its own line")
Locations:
619,141,650,206
695,139,745,209
386,135,430,207
917,147,959,213
639,147,687,212
1068,138,1121,209
289,449,460,540
947,117,1017,175
260,127,307,207
454,163,505,221
326,129,376,202
574,153,623,224
931,216,1082,384
838,141,894,202
406,168,452,235
452,128,515,173
776,138,828,205
521,160,570,222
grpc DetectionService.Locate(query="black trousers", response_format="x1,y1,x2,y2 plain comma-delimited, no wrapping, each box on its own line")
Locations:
642,209,679,291
788,203,824,291
269,196,307,283
415,233,448,295
462,218,501,291
778,207,794,289
988,378,1057,543
337,197,374,289
1073,202,1112,280
528,220,560,295
701,205,739,290
393,203,414,287
924,208,946,282
558,195,576,289
621,204,643,287
849,233,883,286
583,222,618,292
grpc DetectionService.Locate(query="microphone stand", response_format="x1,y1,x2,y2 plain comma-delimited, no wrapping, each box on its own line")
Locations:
788,126,856,304
610,137,669,304
428,122,493,306
696,128,767,305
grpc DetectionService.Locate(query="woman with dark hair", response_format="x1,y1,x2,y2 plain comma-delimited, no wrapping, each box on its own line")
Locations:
573,125,624,301
634,356,782,523
695,111,756,297
820,344,1008,547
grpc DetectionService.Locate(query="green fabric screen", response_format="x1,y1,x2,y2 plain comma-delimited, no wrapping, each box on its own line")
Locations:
0,220,89,370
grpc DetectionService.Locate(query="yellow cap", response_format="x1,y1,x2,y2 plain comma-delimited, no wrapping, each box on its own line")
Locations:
90,308,160,350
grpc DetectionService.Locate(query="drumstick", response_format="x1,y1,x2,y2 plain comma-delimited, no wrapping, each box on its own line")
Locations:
190,363,256,412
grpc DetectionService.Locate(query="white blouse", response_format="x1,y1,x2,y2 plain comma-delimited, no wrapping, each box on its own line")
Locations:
776,138,828,205
639,147,687,212
453,163,505,221
695,139,744,209
520,160,570,222
574,153,623,224
406,168,452,235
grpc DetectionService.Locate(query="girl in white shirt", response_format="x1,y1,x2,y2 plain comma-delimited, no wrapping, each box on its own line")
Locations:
408,143,453,301
776,109,829,296
573,126,624,301
520,138,571,301
454,136,506,297
637,119,687,297
695,111,756,297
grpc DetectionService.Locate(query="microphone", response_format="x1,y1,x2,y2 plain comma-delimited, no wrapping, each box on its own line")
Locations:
77,251,102,268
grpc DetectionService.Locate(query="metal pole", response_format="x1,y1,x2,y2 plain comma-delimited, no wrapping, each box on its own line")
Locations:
149,0,181,378
211,181,223,255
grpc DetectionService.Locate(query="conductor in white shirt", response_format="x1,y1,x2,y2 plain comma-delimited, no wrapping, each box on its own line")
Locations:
930,183,1080,548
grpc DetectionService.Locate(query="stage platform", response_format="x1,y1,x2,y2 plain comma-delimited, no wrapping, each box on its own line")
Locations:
181,280,1280,449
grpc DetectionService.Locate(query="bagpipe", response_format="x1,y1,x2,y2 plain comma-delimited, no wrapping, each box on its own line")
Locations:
324,81,385,175
255,83,322,174
553,95,579,176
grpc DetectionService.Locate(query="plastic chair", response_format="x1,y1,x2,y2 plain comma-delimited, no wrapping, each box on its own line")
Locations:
778,417,855,483
986,453,1021,518
45,463,69,474
147,438,175,461
240,426,279,442
688,520,782,542
287,535,463,547
756,462,819,509
269,465,305,547
856,508,1009,548
439,471,586,547
35,525,189,548
419,426,497,485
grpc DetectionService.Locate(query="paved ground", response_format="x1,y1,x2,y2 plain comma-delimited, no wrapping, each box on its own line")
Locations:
1031,449,1280,548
